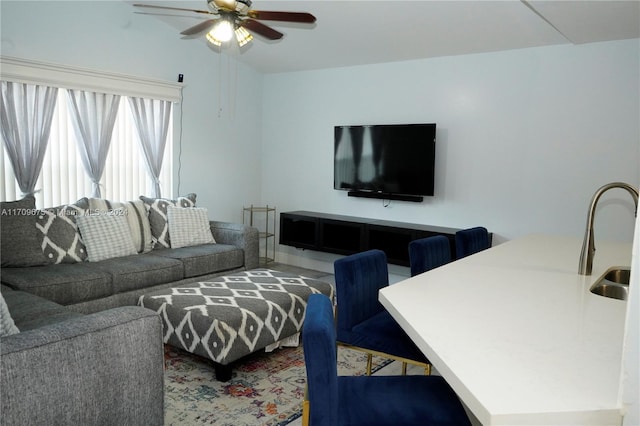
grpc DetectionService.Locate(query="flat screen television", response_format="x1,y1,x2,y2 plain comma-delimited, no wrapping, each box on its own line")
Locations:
334,123,436,201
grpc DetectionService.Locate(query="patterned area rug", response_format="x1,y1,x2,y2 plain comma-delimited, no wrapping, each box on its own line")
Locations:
164,343,392,425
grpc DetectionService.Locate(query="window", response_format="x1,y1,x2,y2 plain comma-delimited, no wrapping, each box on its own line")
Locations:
0,91,173,207
0,57,181,208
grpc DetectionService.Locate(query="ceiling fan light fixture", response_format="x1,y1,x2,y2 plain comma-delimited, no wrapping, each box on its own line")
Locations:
134,1,314,50
206,19,234,45
205,32,222,46
234,26,253,47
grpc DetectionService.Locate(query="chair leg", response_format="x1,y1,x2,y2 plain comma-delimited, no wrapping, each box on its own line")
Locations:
402,362,408,375
302,399,310,426
366,353,373,376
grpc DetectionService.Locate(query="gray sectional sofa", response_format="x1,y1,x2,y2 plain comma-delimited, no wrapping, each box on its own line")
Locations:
0,193,259,425
1,285,165,426
0,194,259,313
1,219,259,313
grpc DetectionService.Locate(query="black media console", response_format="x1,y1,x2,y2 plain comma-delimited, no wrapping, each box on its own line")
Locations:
279,211,463,267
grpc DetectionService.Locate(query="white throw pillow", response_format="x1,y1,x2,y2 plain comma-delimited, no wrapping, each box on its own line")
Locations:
89,198,153,253
0,292,20,337
76,211,138,262
167,206,215,249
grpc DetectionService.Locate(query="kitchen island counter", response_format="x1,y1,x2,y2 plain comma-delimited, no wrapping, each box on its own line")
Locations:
379,234,631,425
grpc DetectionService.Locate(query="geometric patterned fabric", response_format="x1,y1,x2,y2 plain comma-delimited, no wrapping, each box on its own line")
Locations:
139,193,197,249
35,198,90,264
138,269,334,366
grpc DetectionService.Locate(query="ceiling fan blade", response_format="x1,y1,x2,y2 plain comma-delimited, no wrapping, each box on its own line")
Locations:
180,19,217,36
247,10,316,23
133,4,214,16
240,19,283,40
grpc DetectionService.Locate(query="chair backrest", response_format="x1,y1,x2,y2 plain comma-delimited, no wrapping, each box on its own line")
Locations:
455,227,490,259
408,235,452,276
303,294,339,426
334,249,389,332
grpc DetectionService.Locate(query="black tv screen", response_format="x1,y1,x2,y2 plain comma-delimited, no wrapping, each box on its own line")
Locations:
334,123,436,198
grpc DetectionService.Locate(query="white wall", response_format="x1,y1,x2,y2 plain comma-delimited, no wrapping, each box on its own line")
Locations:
2,2,637,249
262,40,640,270
0,0,263,223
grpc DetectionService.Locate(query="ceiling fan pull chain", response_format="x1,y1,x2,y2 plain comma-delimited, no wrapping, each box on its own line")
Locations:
218,52,223,118
229,52,238,120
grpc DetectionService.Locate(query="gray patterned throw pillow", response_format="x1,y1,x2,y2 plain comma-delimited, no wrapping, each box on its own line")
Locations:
139,193,197,249
35,198,90,264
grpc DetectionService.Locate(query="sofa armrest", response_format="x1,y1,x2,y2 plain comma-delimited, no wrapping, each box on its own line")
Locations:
210,221,259,270
0,306,164,426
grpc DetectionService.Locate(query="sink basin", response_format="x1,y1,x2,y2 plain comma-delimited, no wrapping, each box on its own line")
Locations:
590,268,630,301
590,282,628,300
604,268,630,285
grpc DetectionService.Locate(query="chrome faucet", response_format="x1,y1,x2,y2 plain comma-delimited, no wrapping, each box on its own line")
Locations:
578,182,639,275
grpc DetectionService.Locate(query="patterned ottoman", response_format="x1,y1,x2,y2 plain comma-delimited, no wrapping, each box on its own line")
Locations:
138,269,334,381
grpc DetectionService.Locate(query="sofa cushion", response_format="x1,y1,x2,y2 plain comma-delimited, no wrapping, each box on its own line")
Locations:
153,243,244,278
77,213,137,262
167,206,215,248
1,287,82,332
89,198,153,253
0,291,20,336
140,193,196,249
89,253,184,294
0,263,112,306
1,196,48,267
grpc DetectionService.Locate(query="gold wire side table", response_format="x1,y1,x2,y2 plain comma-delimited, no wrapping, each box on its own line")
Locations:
243,205,276,265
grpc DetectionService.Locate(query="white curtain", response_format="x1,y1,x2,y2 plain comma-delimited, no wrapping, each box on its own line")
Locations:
127,97,172,198
67,90,120,198
0,81,58,196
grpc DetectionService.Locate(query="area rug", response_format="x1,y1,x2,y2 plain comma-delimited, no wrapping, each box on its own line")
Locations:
164,344,392,426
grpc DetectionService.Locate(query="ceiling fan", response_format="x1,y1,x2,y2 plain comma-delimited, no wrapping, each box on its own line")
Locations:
134,0,316,47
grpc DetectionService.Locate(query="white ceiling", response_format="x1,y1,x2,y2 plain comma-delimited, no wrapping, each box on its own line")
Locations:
128,0,640,73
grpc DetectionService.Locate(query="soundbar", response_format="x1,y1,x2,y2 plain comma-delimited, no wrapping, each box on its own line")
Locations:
347,191,424,203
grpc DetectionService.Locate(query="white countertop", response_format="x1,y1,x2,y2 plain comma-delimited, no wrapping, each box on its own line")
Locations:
379,234,632,426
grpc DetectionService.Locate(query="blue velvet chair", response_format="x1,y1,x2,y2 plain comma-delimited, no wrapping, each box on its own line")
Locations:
408,235,452,276
302,294,471,426
334,249,429,375
455,226,491,259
